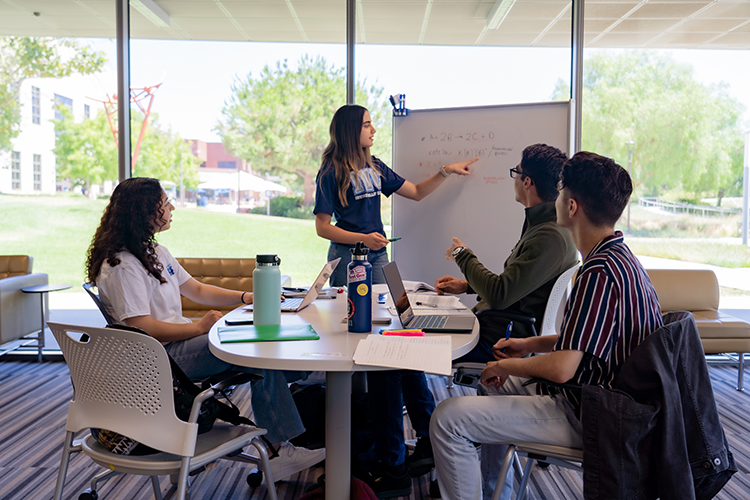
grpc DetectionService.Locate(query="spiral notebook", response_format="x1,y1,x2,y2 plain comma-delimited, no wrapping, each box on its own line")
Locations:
217,324,319,343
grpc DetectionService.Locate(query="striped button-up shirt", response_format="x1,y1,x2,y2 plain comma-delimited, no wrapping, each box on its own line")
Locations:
541,231,663,412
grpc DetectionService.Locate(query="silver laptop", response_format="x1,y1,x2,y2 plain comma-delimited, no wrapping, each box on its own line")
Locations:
281,258,341,312
383,261,475,333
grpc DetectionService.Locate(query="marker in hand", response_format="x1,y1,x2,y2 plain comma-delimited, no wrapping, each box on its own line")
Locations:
388,237,401,242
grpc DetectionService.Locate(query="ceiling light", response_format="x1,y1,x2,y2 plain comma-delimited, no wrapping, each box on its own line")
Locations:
130,0,170,28
486,0,517,30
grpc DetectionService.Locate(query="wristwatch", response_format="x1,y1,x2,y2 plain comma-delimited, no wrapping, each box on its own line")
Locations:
451,246,465,259
440,165,450,178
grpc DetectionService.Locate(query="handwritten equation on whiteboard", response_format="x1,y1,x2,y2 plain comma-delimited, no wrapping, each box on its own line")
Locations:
419,130,513,160
417,160,507,185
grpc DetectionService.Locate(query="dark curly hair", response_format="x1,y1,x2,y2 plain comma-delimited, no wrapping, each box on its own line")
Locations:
560,151,633,227
85,177,168,285
519,143,568,202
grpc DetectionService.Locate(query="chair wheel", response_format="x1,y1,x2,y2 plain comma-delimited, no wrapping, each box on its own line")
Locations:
429,479,441,498
538,460,551,469
246,471,263,487
79,489,98,500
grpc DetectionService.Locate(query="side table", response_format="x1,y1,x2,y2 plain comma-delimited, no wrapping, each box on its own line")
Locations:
21,283,72,361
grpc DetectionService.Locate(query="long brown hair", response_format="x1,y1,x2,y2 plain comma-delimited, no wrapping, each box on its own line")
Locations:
319,104,378,207
85,177,168,284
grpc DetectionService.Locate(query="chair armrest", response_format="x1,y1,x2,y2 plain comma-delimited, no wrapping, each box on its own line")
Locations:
475,309,537,336
209,371,261,391
475,308,535,325
0,272,48,293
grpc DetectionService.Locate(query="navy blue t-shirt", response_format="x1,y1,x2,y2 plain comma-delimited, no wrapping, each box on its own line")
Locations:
314,157,405,241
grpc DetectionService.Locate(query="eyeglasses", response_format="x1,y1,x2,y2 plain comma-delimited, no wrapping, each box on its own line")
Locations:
509,167,526,179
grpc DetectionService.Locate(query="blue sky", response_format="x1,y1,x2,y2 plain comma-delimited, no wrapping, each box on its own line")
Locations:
85,39,750,144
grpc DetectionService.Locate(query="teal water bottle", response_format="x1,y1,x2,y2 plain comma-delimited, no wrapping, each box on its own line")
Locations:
253,254,281,326
347,242,372,333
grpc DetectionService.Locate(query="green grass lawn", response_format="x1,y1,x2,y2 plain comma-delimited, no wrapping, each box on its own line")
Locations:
625,238,750,268
1,194,334,289
3,194,749,294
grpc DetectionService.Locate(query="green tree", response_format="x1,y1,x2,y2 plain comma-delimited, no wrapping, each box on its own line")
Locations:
215,55,392,205
553,51,746,204
54,106,200,191
132,113,201,188
0,37,105,150
53,106,117,192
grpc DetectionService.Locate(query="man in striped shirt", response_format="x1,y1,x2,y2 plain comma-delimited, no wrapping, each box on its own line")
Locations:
430,151,663,500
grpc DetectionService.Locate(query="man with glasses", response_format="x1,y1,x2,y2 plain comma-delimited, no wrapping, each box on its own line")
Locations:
435,143,578,362
430,151,663,500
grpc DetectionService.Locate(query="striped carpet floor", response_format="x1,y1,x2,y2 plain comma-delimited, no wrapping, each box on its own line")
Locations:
0,360,748,500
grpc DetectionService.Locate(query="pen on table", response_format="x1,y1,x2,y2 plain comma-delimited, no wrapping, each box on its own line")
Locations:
388,237,401,242
415,301,437,308
502,321,513,354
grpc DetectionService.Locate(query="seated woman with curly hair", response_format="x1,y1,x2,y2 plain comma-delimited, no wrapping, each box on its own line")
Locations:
85,177,324,481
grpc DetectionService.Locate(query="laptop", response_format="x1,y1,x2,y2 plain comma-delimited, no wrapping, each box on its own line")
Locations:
383,261,475,333
280,258,341,312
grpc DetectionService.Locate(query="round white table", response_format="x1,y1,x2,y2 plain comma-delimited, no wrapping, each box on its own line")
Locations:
209,295,478,500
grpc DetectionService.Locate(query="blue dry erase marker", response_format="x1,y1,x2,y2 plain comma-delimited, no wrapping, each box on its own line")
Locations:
502,321,513,354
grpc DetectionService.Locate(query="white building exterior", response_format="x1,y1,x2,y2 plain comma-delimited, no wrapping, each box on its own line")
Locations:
0,70,116,195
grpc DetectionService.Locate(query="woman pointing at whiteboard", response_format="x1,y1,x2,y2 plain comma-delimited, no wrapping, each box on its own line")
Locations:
314,104,478,287
313,103,478,496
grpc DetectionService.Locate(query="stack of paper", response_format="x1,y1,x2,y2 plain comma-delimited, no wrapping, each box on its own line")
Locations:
403,280,436,293
353,335,452,376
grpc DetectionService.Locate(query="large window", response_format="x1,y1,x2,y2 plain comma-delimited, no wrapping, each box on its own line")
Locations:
33,154,41,191
31,86,40,125
54,94,73,120
11,151,20,190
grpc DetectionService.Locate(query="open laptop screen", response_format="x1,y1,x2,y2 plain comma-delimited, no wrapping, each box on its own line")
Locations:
383,262,415,326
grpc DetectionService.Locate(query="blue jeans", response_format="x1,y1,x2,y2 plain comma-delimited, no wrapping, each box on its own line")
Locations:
364,370,436,466
165,334,307,445
430,376,582,500
453,336,494,363
327,242,389,287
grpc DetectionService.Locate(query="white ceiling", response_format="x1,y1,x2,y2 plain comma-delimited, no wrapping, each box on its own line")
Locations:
1,0,749,49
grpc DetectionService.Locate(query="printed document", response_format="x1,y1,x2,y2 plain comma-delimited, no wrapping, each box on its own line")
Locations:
353,335,452,375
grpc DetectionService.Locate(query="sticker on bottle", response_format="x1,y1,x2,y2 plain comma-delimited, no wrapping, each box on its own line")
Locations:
357,284,369,296
348,266,368,283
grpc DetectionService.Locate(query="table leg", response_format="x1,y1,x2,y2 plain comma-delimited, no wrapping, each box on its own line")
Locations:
37,292,46,362
325,371,352,500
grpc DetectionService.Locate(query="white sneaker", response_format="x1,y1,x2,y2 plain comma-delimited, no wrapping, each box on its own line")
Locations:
266,442,325,481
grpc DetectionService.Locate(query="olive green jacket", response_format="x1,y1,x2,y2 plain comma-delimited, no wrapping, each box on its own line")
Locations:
455,201,579,343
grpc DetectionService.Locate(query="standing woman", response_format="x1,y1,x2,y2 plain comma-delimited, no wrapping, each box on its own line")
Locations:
313,104,478,497
314,104,478,287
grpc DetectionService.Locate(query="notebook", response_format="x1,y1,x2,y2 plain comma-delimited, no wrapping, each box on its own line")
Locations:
382,261,475,333
280,258,341,312
218,324,319,343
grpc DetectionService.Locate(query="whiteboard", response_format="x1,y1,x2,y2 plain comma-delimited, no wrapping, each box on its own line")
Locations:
391,101,571,285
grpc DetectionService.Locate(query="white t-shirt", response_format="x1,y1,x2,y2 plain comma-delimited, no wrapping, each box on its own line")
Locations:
97,245,192,325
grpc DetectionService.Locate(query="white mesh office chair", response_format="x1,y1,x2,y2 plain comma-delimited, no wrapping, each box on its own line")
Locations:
492,442,583,500
451,264,579,388
50,322,278,500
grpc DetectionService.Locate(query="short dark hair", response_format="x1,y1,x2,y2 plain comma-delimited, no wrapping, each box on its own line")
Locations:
560,151,633,227
520,143,568,202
